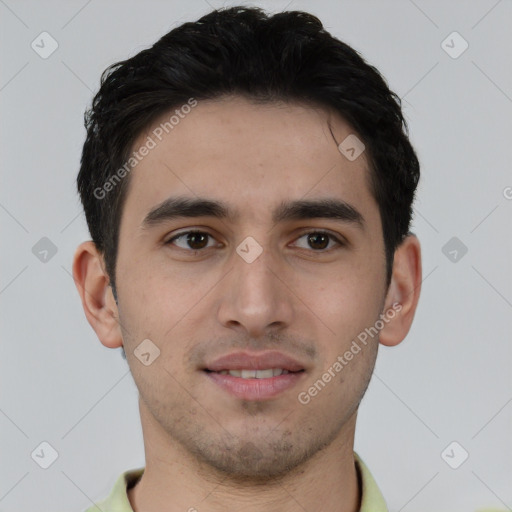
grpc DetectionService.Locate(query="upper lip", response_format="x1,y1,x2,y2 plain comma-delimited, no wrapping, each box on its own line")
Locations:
204,350,306,372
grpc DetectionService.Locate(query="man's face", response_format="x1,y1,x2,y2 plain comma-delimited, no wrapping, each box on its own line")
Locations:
114,96,389,478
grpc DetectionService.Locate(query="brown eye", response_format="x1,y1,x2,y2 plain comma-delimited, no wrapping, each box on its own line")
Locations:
307,233,329,250
167,231,215,251
293,231,343,251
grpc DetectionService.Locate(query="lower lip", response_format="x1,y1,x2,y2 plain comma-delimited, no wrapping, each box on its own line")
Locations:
205,371,305,401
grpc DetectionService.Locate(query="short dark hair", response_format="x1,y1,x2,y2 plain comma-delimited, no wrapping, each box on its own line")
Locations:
77,5,420,299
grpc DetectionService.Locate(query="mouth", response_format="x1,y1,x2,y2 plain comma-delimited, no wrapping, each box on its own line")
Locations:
204,368,303,378
203,369,306,401
202,351,307,401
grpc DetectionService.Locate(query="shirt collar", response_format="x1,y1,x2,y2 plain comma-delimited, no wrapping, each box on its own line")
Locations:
87,451,387,512
354,452,388,511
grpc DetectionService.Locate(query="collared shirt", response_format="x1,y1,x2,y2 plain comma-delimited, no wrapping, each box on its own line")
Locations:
83,451,388,512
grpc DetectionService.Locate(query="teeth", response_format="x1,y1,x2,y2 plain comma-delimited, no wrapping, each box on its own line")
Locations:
219,368,289,378
254,369,273,379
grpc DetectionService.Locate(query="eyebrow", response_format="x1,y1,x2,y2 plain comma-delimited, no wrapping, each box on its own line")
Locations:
141,196,365,230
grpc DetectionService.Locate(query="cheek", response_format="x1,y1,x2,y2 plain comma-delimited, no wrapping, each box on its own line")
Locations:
117,260,211,368
118,253,183,309
298,279,381,409
299,260,385,381
307,266,383,331
115,269,175,367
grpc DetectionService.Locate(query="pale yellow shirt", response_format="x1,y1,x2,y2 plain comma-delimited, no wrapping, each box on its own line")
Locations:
83,451,388,512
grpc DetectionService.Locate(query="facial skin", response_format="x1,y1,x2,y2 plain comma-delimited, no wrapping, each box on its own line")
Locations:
73,95,421,512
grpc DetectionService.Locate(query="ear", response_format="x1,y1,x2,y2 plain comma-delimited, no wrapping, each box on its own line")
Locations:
379,234,422,347
72,241,123,349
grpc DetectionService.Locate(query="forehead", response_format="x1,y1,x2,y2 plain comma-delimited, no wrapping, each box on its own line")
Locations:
120,96,377,229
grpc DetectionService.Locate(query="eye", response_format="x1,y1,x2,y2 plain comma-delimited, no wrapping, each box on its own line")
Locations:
292,231,344,251
165,229,344,253
166,230,219,251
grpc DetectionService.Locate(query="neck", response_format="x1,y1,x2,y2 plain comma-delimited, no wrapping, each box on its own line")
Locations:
128,401,361,512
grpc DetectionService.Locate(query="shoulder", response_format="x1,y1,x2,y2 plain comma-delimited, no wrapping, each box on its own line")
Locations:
82,468,145,512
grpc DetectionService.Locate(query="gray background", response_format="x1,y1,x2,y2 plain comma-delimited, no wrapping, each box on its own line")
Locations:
1,0,511,511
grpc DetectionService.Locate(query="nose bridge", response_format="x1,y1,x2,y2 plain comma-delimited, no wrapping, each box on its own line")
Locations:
234,236,281,306
237,238,276,294
217,235,294,334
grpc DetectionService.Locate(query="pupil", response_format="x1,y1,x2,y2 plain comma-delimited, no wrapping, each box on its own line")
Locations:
188,233,207,250
309,233,328,250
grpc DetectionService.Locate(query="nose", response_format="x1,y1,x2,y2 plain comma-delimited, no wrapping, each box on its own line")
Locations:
216,241,295,339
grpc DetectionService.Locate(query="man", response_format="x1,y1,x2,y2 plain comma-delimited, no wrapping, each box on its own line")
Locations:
72,5,422,511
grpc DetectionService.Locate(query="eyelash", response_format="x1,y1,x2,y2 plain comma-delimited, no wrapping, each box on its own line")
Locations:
165,229,345,253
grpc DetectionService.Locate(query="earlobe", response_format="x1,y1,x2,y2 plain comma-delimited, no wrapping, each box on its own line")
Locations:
379,234,422,347
72,241,123,349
